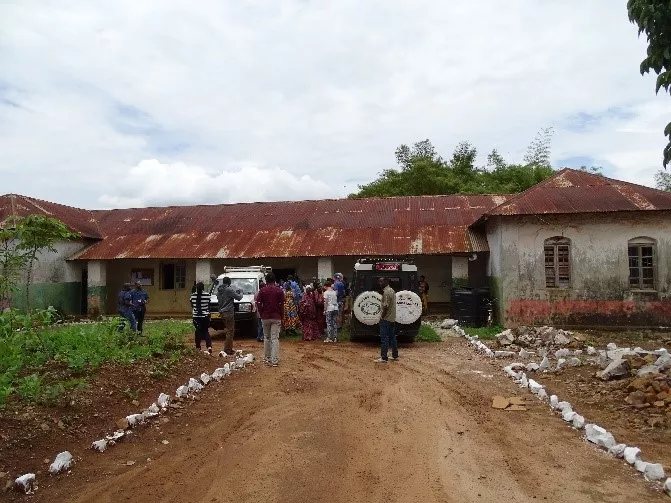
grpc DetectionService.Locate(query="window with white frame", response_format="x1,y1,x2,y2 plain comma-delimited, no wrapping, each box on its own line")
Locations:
161,262,186,290
628,237,656,290
544,236,570,288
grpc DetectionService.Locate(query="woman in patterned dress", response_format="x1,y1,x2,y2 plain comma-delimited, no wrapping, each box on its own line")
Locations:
282,283,301,332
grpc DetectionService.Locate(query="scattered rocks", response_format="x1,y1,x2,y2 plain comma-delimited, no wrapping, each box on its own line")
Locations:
440,318,458,329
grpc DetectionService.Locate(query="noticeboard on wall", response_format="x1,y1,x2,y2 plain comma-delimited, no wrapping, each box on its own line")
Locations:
131,268,154,286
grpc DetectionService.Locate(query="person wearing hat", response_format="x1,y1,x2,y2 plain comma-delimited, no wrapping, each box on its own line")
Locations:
131,280,149,334
117,283,137,333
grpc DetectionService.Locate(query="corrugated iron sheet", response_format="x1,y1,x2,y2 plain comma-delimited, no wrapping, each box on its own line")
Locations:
71,194,508,259
0,194,102,239
487,169,671,216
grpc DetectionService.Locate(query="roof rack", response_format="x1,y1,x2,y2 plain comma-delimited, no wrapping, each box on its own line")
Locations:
221,266,272,274
356,256,414,265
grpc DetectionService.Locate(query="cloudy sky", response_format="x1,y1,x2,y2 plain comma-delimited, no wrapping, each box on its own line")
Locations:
1,1,669,209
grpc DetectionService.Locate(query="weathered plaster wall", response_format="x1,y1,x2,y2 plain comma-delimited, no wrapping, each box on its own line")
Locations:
452,256,468,288
487,212,671,327
12,240,87,314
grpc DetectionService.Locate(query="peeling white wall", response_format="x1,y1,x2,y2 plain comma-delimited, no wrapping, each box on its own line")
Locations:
24,240,87,283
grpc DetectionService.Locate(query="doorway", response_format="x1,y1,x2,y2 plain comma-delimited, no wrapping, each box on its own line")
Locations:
80,267,88,315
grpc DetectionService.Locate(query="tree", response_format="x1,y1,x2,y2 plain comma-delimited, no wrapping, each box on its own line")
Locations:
350,130,557,198
17,215,79,310
627,1,671,167
655,170,671,190
0,217,27,309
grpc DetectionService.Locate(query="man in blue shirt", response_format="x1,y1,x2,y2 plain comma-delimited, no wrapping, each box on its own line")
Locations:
130,281,149,334
333,273,346,328
117,283,137,333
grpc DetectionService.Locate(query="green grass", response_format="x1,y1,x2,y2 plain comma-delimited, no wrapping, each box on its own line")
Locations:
463,325,505,340
0,310,193,408
417,324,441,342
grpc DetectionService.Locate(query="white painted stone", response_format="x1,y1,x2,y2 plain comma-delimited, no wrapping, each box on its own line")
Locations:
536,389,548,400
643,463,665,482
49,451,73,474
518,373,528,388
519,349,536,359
654,353,671,370
568,358,582,367
176,385,189,398
440,319,458,329
525,363,540,372
106,431,125,442
504,366,520,379
664,478,671,496
223,363,231,375
14,473,36,494
584,424,616,449
126,414,144,426
555,348,570,359
200,373,211,385
573,350,583,356
554,333,571,345
146,403,160,414
608,444,627,458
230,361,237,370
550,395,559,409
539,356,550,371
528,379,543,395
556,358,566,370
572,414,585,429
623,447,641,465
91,439,108,452
562,410,577,422
606,343,617,351
586,346,597,355
188,377,203,392
598,359,629,380
636,365,659,377
557,401,573,414
635,460,648,473
244,353,255,363
157,393,170,408
211,368,226,381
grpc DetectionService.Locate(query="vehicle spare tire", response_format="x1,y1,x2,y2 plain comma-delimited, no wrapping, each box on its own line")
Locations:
352,291,383,325
395,290,422,325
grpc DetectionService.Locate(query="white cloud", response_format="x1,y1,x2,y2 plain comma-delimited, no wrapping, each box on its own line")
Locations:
0,0,669,208
98,159,332,207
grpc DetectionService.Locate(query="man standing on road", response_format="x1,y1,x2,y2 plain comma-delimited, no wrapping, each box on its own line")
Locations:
131,281,149,334
323,279,339,343
217,277,243,355
117,283,137,333
255,272,284,367
375,277,398,363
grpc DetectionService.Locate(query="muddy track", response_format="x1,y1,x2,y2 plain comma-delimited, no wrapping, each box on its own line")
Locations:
25,340,666,503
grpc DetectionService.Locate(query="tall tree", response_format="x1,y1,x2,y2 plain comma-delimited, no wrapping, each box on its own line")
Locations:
628,1,671,167
655,170,671,191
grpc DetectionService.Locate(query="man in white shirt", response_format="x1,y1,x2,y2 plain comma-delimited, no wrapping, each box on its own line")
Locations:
323,279,339,342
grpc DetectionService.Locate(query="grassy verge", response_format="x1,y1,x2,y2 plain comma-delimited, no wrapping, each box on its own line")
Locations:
0,309,193,408
463,325,504,340
417,324,441,342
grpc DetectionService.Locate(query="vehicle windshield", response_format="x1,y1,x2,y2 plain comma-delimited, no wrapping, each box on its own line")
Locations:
210,278,258,296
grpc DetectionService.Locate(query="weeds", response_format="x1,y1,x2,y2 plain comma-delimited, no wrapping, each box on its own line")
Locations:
417,324,441,342
0,310,192,407
463,325,504,340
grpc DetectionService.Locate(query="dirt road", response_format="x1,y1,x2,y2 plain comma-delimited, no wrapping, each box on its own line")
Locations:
37,339,665,503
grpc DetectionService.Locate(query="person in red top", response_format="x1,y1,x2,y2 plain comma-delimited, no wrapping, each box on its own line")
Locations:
255,272,284,367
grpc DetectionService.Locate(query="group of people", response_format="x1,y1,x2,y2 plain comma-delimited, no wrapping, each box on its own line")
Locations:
261,273,348,343
116,281,149,333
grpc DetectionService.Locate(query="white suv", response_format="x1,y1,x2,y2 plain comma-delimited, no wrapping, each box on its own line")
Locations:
208,266,272,335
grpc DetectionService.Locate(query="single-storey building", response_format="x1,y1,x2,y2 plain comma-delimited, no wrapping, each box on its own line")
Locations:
1,168,670,327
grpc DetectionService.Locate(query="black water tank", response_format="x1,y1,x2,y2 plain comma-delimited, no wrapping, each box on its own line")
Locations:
473,287,492,327
451,288,478,327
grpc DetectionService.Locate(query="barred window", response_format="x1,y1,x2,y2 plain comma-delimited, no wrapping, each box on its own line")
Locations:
544,237,570,288
628,238,656,290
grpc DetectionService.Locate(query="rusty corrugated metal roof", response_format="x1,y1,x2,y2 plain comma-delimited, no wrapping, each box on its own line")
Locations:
485,168,671,217
70,194,509,259
0,194,102,239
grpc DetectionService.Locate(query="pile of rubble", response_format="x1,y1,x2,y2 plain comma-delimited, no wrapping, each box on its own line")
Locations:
495,325,578,350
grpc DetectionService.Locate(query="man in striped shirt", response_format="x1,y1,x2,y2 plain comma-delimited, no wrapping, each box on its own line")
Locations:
190,281,212,354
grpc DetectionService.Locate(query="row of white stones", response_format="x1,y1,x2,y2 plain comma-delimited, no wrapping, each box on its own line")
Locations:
13,353,255,494
452,325,671,497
